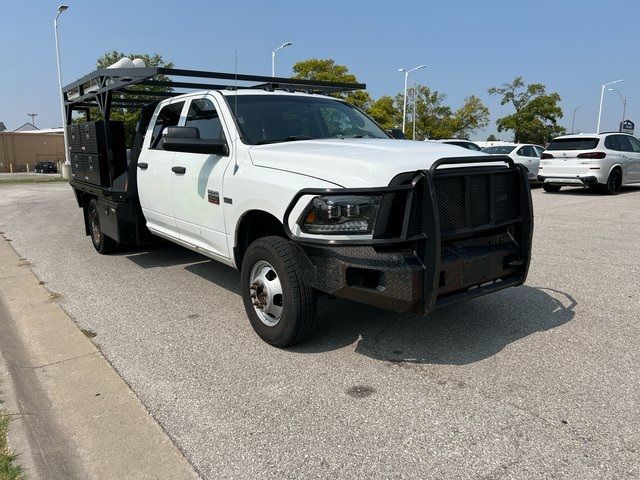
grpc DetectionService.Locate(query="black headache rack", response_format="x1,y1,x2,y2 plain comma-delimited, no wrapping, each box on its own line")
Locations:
284,156,533,315
62,66,365,244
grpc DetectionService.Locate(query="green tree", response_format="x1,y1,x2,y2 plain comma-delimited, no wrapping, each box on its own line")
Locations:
395,86,489,140
92,51,174,146
398,85,453,139
368,96,400,130
488,76,565,144
450,95,490,139
486,134,498,141
292,58,372,109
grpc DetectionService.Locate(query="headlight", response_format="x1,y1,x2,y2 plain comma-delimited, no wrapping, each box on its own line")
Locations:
298,195,382,234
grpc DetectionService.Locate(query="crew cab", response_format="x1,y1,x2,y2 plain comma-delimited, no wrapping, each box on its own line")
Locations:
538,133,640,194
63,66,533,347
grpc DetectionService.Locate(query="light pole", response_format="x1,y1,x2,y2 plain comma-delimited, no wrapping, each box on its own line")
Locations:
596,78,624,133
28,113,38,127
54,4,70,179
608,87,627,125
571,105,581,134
399,65,426,134
271,41,292,77
412,79,417,140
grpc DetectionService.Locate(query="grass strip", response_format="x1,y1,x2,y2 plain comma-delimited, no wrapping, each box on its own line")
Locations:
0,176,67,185
0,408,22,480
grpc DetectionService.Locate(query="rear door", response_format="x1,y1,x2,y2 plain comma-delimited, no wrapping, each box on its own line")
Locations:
170,95,232,259
626,136,640,182
616,135,640,183
604,135,633,180
137,100,185,238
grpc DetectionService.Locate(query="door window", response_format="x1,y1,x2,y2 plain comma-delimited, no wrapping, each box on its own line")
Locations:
604,135,621,151
184,98,226,140
628,136,640,153
517,145,537,157
616,135,633,152
150,102,185,149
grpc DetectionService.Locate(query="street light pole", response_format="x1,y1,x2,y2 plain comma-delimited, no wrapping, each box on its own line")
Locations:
571,105,582,134
28,113,38,127
596,79,624,133
54,5,70,179
271,41,293,77
412,79,417,140
398,65,426,134
608,87,627,125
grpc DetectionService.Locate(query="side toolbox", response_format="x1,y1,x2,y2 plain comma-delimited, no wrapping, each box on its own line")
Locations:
70,152,85,181
67,121,127,187
96,198,137,245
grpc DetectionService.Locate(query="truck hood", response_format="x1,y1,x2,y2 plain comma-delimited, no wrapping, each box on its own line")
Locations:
248,138,489,187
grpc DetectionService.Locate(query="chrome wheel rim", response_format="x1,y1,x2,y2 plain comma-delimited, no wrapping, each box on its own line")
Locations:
90,208,101,244
249,260,283,327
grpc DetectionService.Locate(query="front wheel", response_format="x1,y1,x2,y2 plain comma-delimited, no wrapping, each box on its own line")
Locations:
543,184,561,193
240,236,317,347
87,199,117,254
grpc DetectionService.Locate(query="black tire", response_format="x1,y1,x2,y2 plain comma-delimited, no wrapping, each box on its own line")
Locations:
543,184,561,193
602,169,622,195
240,236,317,347
87,199,117,254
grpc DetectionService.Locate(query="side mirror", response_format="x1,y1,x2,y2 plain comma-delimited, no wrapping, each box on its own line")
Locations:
162,126,229,156
388,128,407,140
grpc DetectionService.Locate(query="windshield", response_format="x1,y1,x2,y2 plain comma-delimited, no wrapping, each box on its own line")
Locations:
482,146,516,154
546,138,599,150
226,94,390,145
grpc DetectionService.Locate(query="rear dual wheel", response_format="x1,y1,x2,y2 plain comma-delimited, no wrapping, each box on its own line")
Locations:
87,199,117,254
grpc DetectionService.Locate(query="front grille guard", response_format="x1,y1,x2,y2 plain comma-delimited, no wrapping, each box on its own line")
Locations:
283,155,533,312
283,155,521,247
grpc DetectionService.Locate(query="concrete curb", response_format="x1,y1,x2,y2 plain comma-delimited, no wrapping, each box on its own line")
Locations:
0,236,199,480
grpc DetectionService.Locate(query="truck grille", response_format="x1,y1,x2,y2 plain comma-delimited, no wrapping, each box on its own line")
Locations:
433,170,519,235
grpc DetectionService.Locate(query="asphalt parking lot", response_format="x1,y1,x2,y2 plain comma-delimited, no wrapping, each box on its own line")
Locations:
1,182,639,479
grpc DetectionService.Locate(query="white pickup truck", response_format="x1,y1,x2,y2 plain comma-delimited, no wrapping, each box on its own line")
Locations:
64,67,533,347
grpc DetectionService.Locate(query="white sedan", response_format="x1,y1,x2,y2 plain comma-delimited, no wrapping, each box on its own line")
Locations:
481,144,545,182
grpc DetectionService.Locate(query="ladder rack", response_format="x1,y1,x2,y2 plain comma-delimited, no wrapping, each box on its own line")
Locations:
62,66,366,122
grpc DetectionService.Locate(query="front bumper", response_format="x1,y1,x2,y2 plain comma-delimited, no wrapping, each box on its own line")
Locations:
286,156,534,315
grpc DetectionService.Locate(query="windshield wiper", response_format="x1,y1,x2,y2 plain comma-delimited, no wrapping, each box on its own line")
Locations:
255,135,315,145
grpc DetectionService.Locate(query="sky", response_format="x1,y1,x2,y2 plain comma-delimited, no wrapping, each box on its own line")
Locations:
1,0,637,140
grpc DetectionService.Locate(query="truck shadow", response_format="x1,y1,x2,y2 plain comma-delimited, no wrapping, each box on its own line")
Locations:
294,285,576,365
123,243,211,268
123,244,576,366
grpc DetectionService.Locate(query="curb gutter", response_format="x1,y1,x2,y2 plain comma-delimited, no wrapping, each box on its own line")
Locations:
0,236,199,480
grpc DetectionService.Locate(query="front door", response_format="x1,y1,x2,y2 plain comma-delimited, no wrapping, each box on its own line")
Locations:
137,100,185,238
515,145,540,177
171,95,232,259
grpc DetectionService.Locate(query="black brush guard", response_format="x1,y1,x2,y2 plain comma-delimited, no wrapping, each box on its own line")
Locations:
283,156,533,315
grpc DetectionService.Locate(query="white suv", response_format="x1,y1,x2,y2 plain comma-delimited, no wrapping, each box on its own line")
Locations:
482,144,545,183
538,133,640,194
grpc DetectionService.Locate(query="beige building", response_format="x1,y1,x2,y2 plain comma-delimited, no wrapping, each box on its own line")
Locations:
0,129,65,172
